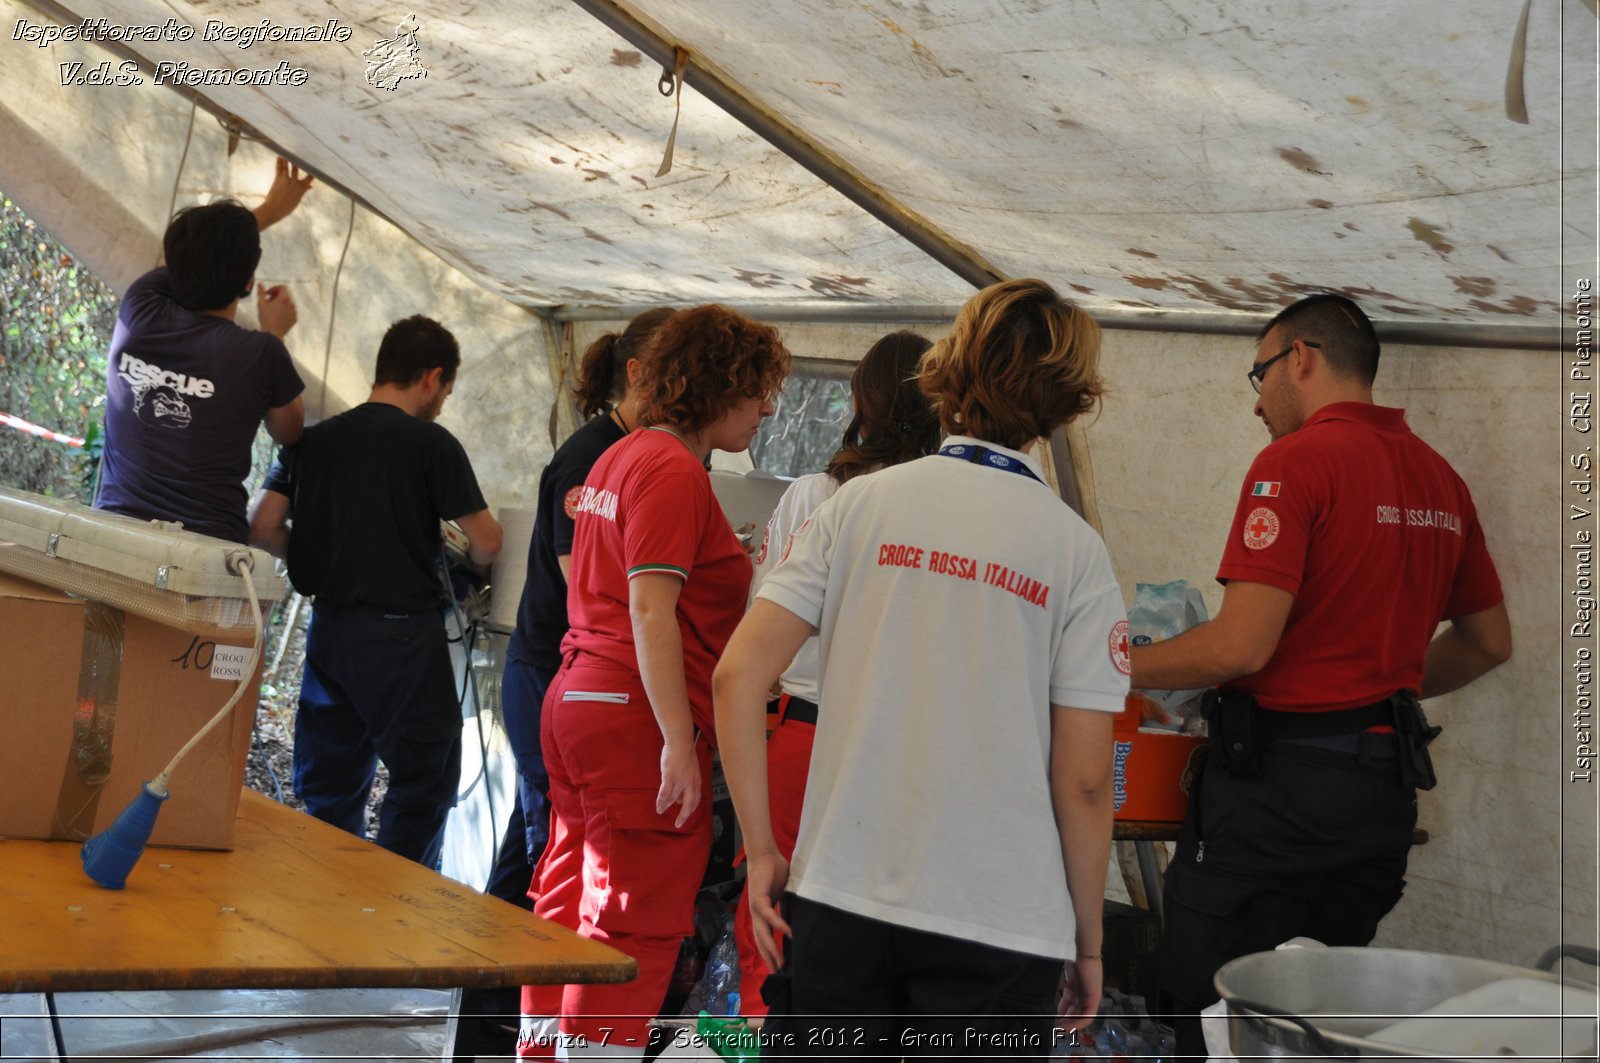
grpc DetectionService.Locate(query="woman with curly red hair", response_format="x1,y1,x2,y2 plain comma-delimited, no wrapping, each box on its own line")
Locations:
520,305,791,1060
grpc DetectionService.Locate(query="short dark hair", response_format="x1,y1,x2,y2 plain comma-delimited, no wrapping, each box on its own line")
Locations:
1260,294,1380,384
162,200,261,311
374,316,461,387
635,305,791,434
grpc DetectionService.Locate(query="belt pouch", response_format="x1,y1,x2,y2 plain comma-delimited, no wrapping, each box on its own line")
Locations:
1203,688,1262,778
1391,690,1441,790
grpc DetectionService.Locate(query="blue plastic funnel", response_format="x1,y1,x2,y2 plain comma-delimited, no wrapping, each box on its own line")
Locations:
81,781,169,889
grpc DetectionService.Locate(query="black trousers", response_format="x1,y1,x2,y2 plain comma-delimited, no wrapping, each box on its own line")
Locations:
1157,744,1417,1057
760,894,1066,1060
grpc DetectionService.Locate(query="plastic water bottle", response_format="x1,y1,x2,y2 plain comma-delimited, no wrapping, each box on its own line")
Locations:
703,926,741,1017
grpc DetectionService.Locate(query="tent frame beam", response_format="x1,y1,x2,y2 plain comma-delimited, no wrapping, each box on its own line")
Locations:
553,303,1563,351
568,0,1005,292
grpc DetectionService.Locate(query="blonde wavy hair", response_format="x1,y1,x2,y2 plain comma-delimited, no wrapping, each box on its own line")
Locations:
920,278,1103,450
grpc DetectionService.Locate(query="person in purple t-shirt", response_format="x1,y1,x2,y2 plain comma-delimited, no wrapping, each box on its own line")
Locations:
95,158,313,543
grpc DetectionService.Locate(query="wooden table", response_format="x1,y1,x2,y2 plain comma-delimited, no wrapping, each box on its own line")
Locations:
1,789,634,1057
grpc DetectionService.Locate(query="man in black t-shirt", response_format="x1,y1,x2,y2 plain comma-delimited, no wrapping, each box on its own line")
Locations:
250,316,501,867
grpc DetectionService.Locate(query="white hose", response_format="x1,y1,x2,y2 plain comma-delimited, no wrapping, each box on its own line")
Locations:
149,555,265,796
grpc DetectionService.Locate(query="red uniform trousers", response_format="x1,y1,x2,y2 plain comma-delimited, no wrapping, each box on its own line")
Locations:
520,658,713,1053
735,697,816,1017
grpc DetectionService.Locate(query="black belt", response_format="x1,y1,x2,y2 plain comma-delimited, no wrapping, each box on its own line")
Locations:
1270,732,1398,759
779,694,818,726
1256,699,1395,740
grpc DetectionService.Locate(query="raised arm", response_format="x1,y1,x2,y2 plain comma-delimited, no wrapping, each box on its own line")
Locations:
252,158,314,232
263,395,304,446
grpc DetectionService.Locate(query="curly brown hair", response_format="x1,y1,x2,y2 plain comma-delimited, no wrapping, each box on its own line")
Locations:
920,278,1103,450
635,305,792,434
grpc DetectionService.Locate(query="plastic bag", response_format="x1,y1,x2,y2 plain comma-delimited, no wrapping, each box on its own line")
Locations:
1128,580,1209,731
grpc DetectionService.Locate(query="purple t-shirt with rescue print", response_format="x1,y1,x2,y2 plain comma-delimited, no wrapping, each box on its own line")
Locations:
95,268,303,543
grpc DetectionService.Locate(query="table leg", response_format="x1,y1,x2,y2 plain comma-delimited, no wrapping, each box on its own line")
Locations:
1134,840,1164,931
444,986,468,1062
45,990,68,1063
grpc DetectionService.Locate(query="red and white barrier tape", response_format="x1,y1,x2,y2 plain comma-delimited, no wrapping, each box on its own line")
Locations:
0,411,85,448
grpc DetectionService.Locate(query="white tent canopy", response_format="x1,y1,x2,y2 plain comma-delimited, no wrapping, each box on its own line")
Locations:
1,0,1593,975
6,0,1591,332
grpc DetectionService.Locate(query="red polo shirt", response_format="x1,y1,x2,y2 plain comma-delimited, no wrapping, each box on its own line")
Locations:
1218,403,1503,712
561,427,752,740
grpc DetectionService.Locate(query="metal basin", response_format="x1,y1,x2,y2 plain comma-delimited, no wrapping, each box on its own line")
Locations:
1214,947,1598,1060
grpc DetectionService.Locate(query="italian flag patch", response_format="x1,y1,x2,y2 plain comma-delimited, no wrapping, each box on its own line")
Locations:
1252,481,1281,497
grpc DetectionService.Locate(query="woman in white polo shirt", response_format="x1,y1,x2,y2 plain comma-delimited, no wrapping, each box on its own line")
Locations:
713,278,1126,1057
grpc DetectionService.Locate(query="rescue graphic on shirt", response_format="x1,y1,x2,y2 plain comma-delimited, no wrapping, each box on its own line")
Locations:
1109,619,1131,675
118,351,213,430
1242,506,1281,550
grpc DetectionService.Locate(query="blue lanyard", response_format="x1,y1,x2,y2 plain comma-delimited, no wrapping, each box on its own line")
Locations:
938,443,1043,484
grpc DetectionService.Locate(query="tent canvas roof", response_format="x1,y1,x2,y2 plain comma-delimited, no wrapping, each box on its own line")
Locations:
10,0,1592,340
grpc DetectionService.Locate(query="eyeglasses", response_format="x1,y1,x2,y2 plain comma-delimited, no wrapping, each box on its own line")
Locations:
1247,340,1319,394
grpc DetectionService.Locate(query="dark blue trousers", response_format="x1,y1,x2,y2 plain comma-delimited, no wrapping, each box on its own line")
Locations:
1157,743,1416,1057
293,603,462,869
482,655,555,907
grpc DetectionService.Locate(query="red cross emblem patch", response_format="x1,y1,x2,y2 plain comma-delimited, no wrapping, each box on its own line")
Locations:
1243,506,1280,550
1108,619,1131,675
563,485,583,520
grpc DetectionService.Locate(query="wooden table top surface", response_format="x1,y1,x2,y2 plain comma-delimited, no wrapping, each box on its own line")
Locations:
1,789,637,994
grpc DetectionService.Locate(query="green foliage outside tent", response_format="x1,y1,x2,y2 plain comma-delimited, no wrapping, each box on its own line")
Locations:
0,191,116,501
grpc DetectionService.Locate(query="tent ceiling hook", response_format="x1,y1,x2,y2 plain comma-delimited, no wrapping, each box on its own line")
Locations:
658,45,687,96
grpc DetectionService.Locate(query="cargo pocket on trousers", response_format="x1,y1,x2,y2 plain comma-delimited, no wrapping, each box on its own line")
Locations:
592,787,710,938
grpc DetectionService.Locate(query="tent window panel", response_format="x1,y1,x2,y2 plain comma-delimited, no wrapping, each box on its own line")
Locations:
748,371,852,478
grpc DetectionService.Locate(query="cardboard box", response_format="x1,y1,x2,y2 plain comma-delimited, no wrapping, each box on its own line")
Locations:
0,572,259,850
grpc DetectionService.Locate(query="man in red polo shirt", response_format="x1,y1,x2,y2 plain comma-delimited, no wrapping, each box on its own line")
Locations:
1130,294,1512,1057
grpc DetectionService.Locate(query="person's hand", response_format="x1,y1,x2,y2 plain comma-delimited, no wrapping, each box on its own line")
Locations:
1056,955,1102,1036
257,284,297,338
737,521,760,561
254,158,314,231
656,738,702,827
745,852,792,972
